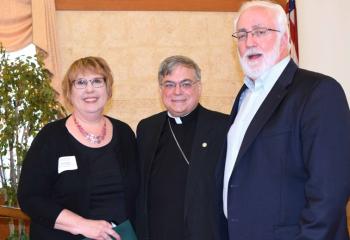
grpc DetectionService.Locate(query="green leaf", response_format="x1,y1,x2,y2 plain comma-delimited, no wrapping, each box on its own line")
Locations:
0,43,67,206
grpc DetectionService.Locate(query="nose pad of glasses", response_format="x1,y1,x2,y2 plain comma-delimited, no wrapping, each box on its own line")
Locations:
85,81,95,90
245,32,258,45
174,84,183,93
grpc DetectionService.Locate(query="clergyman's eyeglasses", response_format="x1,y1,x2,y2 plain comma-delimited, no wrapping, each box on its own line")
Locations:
160,79,200,91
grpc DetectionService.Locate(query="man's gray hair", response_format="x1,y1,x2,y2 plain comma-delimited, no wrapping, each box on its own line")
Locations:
158,55,201,84
234,0,290,49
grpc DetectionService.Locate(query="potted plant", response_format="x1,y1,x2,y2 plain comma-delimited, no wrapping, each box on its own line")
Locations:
0,44,66,239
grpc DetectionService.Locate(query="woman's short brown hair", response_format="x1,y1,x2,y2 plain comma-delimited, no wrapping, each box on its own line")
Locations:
62,56,114,108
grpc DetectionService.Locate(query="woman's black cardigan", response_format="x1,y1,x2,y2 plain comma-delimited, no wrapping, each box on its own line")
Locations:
17,117,138,239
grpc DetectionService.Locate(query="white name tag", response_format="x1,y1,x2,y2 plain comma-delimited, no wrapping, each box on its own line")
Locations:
58,156,78,174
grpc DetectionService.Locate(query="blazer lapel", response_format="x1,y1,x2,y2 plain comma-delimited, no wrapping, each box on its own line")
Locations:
235,60,298,164
229,84,248,125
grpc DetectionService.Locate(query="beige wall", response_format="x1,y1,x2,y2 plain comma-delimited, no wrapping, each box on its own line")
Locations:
57,11,243,130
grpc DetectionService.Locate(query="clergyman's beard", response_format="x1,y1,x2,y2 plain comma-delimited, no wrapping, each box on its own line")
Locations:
239,39,281,80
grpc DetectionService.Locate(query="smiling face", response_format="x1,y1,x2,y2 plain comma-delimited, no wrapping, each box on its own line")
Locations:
160,65,201,117
237,6,288,80
70,72,108,116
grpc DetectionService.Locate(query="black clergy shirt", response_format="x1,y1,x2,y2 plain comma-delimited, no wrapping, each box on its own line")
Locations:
148,107,199,240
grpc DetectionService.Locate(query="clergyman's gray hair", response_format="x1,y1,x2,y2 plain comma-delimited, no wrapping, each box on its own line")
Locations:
158,55,201,84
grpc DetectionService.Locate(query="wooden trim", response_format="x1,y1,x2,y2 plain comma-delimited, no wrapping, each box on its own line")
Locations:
0,205,30,221
55,0,286,12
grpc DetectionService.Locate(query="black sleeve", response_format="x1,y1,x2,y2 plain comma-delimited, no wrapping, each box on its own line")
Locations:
298,78,350,239
17,125,64,228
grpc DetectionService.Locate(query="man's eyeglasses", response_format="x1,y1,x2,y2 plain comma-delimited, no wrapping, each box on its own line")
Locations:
160,80,199,91
72,78,105,89
232,27,280,41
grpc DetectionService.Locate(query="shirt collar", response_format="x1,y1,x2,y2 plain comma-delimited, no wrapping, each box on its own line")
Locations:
167,104,200,125
167,112,183,124
244,56,291,92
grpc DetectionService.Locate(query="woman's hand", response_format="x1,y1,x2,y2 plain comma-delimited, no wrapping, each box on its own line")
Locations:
54,209,121,240
78,219,121,240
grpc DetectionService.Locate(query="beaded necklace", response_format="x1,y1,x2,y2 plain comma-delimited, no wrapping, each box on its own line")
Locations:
73,115,106,144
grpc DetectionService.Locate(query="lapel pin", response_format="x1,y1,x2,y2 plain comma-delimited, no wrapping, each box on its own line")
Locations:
202,142,207,148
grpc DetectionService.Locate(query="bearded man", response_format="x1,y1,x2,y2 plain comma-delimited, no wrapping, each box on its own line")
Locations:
217,1,350,240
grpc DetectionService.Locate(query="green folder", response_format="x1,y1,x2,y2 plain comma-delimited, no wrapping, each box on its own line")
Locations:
82,219,138,240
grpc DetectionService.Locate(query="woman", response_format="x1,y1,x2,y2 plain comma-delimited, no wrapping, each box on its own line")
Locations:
17,56,138,240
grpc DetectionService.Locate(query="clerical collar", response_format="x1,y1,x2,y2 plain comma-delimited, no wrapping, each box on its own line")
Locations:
167,112,183,124
167,105,200,125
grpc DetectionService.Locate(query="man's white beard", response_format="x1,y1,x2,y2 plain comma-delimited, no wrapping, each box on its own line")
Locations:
239,37,281,80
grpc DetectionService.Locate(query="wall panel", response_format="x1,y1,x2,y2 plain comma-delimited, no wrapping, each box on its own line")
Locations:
57,11,243,129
